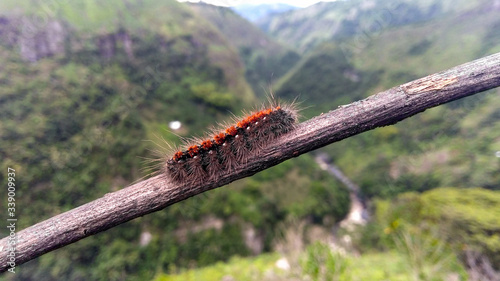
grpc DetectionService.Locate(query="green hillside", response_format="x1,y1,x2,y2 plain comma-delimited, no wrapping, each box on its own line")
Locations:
1,0,499,279
0,1,349,280
0,0,253,223
269,0,500,276
188,3,301,96
157,187,499,280
258,0,485,53
275,1,500,196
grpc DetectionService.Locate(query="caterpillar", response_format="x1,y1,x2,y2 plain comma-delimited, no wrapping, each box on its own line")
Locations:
163,101,298,184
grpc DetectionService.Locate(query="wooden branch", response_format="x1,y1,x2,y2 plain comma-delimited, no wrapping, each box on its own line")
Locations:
1,52,500,273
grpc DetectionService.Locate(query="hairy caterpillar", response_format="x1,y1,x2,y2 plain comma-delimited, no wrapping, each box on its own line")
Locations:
163,100,298,184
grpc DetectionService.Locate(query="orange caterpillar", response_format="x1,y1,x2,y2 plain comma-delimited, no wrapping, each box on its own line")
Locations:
165,103,297,183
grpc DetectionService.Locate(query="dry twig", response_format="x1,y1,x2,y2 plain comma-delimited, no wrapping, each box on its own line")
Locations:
1,52,500,272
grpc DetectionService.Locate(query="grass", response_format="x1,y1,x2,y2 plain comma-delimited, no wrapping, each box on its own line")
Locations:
153,249,464,281
349,251,410,281
153,253,287,281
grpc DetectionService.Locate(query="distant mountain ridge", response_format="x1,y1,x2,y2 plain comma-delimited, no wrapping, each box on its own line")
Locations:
273,0,500,196
257,0,481,54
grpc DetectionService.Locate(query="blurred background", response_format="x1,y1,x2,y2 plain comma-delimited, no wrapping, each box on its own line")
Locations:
0,0,499,280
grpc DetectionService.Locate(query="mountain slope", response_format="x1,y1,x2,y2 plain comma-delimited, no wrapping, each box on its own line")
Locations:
0,1,350,279
188,3,300,96
0,0,256,279
258,0,484,54
274,0,500,198
0,0,254,105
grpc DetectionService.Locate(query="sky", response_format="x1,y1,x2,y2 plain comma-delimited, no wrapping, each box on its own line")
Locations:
177,0,335,8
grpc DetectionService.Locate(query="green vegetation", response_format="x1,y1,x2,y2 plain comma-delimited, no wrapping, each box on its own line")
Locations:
274,43,380,118
361,187,499,278
1,0,499,279
160,187,499,280
258,0,486,53
153,253,284,281
189,3,301,97
420,188,500,266
0,0,343,280
156,242,465,281
0,3,349,279
274,0,500,199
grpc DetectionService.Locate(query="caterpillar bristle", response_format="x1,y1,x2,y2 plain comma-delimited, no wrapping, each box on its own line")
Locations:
158,99,299,184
